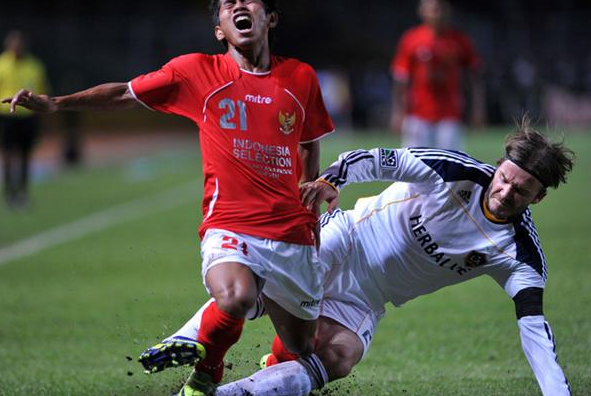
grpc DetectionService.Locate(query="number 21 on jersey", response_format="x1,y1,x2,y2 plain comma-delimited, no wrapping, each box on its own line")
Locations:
219,99,247,131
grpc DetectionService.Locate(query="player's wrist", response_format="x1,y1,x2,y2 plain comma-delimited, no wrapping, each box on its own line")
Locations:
315,177,338,192
49,96,64,113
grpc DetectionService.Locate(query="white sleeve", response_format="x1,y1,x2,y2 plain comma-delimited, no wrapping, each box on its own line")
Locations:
518,315,571,396
319,148,432,189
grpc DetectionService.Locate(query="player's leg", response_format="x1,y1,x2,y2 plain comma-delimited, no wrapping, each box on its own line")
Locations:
16,118,38,205
251,237,329,391
1,146,11,203
401,115,433,148
138,298,214,373
313,316,364,380
1,118,16,204
435,119,463,151
175,261,258,396
173,229,266,396
262,295,316,356
192,261,259,380
139,294,268,373
215,315,366,396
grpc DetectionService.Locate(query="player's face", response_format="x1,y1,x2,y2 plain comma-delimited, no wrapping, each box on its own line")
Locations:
485,160,545,219
419,0,449,29
215,0,277,50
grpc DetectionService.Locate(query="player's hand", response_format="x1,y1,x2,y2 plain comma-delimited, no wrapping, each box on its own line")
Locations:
2,89,57,114
300,180,339,214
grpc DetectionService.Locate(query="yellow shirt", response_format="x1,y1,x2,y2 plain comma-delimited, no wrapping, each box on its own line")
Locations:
0,51,49,117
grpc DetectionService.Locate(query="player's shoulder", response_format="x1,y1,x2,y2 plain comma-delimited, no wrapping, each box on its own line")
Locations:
165,52,239,79
407,148,495,185
165,52,219,68
402,25,430,41
272,56,317,80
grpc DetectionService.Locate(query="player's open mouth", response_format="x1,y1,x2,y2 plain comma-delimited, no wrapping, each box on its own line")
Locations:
234,15,253,31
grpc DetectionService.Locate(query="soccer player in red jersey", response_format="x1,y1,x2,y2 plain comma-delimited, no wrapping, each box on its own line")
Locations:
3,1,335,394
390,0,485,150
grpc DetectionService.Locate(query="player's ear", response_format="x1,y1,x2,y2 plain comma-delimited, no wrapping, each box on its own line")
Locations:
214,25,226,42
268,11,278,28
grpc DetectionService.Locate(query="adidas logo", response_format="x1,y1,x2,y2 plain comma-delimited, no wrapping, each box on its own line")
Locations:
458,190,472,204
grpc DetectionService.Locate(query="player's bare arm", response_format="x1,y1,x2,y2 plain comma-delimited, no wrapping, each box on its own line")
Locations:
2,82,138,114
300,180,339,214
298,140,320,183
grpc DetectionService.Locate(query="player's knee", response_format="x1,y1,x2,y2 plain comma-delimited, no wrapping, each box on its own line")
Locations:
282,337,314,357
214,289,257,318
316,346,357,381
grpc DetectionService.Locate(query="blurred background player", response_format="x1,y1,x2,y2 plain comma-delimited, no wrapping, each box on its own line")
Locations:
389,0,485,150
0,30,49,208
2,1,335,395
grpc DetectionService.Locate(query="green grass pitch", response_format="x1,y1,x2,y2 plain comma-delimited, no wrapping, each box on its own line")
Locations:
0,127,590,395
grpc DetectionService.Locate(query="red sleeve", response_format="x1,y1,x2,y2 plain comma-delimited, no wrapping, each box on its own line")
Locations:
129,54,202,121
300,66,334,143
391,32,412,82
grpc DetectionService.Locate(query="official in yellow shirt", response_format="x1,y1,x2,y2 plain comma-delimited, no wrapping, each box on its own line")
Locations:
0,30,49,208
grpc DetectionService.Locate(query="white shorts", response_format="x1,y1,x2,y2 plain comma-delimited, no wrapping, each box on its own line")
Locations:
402,115,463,150
318,209,386,358
320,298,383,359
201,229,328,321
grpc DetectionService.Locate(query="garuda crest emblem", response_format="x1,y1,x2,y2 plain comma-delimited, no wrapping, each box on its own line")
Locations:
278,111,296,135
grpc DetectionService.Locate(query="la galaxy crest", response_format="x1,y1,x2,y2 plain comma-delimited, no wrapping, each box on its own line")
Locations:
278,111,296,135
464,251,487,268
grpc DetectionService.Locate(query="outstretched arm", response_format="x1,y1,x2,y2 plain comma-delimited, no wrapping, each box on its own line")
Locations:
513,288,571,396
2,82,139,114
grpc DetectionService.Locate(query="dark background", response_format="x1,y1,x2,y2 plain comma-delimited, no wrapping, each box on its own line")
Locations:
2,0,591,126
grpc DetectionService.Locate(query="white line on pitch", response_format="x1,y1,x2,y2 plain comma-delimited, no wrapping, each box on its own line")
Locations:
0,181,198,267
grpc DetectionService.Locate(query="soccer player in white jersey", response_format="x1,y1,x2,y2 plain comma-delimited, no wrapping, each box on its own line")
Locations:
141,118,574,396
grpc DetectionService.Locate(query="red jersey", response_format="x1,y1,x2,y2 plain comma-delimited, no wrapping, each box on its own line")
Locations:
130,53,334,245
391,25,481,121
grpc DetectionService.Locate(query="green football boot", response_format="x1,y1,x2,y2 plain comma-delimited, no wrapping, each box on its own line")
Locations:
174,370,217,396
139,336,206,374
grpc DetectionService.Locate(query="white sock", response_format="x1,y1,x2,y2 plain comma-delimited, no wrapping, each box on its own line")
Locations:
164,298,215,341
215,361,314,396
164,296,266,342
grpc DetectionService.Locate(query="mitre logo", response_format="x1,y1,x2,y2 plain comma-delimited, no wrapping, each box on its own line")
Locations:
278,110,296,135
464,251,487,268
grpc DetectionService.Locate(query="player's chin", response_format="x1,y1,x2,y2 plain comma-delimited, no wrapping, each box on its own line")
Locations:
230,34,256,48
488,202,507,219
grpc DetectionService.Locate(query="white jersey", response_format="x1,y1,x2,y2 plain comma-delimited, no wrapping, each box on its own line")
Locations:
319,148,546,309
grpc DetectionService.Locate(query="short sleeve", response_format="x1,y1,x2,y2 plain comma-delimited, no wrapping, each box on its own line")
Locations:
300,69,334,143
129,55,199,120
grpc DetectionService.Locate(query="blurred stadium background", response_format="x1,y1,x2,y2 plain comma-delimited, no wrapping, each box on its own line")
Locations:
1,1,590,395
